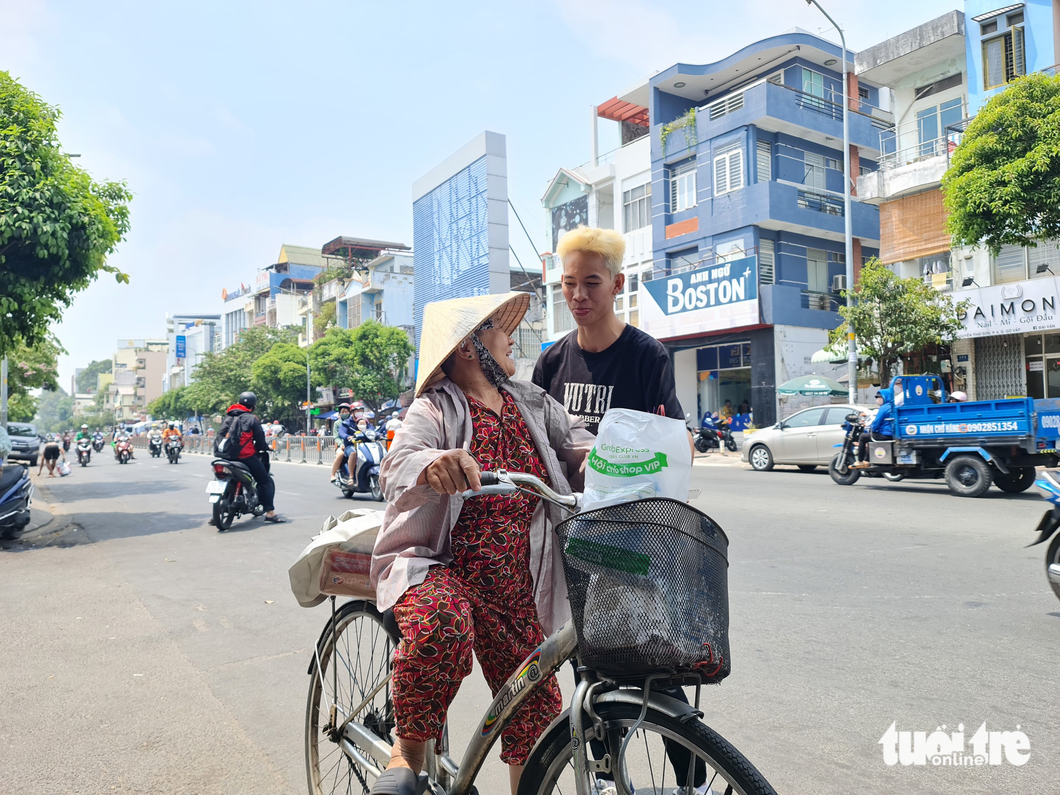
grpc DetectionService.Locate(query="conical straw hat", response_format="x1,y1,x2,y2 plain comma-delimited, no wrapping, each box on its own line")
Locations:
415,291,531,397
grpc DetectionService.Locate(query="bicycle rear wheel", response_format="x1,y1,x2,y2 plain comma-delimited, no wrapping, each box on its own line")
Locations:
305,600,398,795
518,701,777,795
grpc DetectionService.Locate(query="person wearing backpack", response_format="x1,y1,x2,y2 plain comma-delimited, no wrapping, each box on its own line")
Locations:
215,391,285,523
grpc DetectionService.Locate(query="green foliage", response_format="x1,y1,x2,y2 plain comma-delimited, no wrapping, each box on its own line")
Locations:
308,321,413,407
829,258,969,386
183,326,297,416
0,72,132,355
6,335,63,422
147,386,191,420
314,300,337,338
76,358,112,393
659,107,697,154
251,342,317,422
943,72,1060,255
34,388,74,432
73,410,114,431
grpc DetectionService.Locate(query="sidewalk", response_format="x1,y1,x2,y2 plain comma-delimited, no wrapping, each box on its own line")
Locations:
693,450,748,467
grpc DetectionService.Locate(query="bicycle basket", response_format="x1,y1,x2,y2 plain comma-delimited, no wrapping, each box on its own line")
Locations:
555,498,729,683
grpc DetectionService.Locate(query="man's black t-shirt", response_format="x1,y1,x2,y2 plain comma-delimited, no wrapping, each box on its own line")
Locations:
532,324,684,435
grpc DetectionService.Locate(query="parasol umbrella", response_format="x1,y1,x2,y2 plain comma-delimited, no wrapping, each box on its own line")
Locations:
776,375,847,397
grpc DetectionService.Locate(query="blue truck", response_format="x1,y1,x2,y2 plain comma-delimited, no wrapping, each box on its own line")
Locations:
829,374,1060,497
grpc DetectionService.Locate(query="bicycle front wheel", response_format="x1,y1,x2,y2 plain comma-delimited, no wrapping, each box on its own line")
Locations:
305,600,398,795
518,701,777,795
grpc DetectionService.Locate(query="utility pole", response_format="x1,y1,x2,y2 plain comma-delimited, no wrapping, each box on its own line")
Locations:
306,299,313,435
1,356,7,428
804,0,857,404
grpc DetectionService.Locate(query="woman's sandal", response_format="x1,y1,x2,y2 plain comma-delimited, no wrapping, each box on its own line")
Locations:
263,514,287,523
370,767,420,794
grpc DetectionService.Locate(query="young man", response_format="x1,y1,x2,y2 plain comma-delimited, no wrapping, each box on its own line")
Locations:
532,226,687,435
531,226,704,795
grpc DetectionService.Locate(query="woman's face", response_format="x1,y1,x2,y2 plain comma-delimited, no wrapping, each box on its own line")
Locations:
561,250,623,327
475,320,517,377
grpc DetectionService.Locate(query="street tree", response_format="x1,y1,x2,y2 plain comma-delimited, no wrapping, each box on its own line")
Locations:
0,72,132,355
183,326,297,416
6,335,62,422
146,386,190,420
251,342,318,423
830,258,968,387
309,322,412,408
943,72,1060,254
34,388,74,432
76,358,112,393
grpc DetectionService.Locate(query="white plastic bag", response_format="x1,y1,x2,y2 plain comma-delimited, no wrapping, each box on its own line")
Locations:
582,409,690,510
288,508,384,607
58,461,72,477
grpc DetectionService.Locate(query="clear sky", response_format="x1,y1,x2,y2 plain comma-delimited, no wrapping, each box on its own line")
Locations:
3,0,964,391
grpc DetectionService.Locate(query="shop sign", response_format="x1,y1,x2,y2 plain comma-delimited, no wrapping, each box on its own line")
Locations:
175,335,186,359
640,255,758,340
953,278,1060,338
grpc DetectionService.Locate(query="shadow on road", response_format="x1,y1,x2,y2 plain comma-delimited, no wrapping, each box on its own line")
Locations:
35,479,181,501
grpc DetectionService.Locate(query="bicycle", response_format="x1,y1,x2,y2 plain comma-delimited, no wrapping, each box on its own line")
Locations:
305,471,778,795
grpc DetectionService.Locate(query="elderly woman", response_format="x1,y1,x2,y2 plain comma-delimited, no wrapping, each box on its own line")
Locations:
370,292,593,795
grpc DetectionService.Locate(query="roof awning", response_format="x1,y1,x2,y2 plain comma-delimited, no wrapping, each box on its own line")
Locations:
597,97,649,127
811,341,861,363
971,3,1022,22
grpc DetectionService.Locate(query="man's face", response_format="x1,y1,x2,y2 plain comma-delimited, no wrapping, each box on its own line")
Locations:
561,250,623,328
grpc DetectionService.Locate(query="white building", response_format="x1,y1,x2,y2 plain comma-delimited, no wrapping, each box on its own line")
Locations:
163,313,220,391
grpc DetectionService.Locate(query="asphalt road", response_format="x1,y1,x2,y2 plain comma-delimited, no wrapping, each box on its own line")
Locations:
2,448,1058,794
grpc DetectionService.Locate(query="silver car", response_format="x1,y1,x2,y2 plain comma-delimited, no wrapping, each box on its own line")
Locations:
741,404,870,472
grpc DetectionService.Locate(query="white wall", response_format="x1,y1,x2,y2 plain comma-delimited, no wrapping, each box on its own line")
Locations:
674,348,698,424
773,325,852,419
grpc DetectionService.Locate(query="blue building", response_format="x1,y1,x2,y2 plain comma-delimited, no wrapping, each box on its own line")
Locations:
643,31,889,424
965,0,1056,113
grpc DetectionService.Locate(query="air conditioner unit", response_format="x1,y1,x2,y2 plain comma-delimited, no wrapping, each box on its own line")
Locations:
809,294,831,311
832,274,847,292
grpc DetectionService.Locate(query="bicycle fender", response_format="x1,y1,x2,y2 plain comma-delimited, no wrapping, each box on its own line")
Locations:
306,599,379,676
595,688,704,723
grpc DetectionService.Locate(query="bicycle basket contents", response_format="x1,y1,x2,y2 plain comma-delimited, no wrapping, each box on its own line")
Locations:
556,498,730,682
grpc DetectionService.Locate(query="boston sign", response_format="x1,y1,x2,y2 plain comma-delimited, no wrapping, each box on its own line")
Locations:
952,278,1060,338
640,255,758,340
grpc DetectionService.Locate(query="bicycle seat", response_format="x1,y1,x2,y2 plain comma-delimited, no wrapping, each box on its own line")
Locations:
382,608,403,641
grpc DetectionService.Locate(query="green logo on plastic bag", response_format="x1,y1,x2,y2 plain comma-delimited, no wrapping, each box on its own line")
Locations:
565,537,650,576
588,449,669,477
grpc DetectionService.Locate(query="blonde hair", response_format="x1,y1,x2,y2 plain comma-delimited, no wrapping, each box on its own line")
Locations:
557,226,626,277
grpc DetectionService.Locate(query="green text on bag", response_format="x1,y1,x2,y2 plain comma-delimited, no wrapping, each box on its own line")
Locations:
565,537,650,576
588,449,669,478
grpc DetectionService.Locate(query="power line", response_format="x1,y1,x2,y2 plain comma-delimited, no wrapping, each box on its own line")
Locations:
509,246,542,301
508,199,547,257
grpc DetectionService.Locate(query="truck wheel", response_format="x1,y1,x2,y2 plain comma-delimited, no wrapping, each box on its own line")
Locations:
993,466,1036,494
944,455,993,497
748,445,773,471
829,453,860,485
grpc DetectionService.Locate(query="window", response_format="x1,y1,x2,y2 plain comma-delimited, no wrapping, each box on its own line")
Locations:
669,161,697,212
858,86,870,101
806,248,829,293
915,73,962,100
983,26,1025,90
980,20,998,35
994,244,1028,283
802,67,825,99
825,156,843,172
1007,11,1023,26
713,144,744,196
784,407,826,428
917,98,965,157
759,239,775,285
756,140,771,183
550,284,574,334
803,151,826,191
622,183,652,231
669,248,700,274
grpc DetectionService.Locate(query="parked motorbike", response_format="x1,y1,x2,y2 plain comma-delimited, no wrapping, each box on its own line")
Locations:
334,429,385,501
695,414,737,454
115,438,132,464
76,438,92,467
148,434,163,457
1030,470,1060,601
829,412,904,485
0,463,33,541
207,454,267,531
92,437,105,453
166,438,182,464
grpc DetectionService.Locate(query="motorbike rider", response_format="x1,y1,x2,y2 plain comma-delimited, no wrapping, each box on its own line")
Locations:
75,424,91,443
853,388,895,469
162,422,183,449
329,403,360,484
217,391,284,523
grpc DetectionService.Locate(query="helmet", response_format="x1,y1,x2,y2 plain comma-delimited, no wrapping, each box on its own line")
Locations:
81,424,88,429
949,391,968,402
337,403,352,411
391,411,399,418
168,422,177,428
238,391,257,410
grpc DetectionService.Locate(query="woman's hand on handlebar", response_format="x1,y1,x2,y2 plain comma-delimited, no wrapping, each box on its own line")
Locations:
418,449,481,495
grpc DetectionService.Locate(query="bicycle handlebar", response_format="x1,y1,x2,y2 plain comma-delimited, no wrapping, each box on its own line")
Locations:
459,470,580,512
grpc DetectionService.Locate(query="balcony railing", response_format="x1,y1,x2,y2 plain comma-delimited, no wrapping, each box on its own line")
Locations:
876,100,969,170
797,189,844,216
801,290,842,312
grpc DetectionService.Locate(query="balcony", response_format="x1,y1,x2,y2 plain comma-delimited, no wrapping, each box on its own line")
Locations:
656,79,892,162
859,115,969,204
760,283,844,329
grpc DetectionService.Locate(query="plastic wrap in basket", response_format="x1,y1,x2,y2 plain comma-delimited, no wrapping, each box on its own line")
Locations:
555,498,729,682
